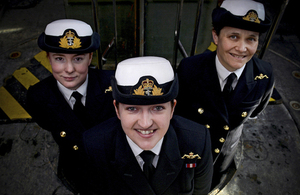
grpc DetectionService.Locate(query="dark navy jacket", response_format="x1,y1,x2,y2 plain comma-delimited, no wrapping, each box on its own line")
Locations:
82,116,213,195
26,68,116,188
175,51,274,172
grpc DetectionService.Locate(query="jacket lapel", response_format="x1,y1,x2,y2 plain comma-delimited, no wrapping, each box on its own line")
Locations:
112,125,184,195
151,126,183,195
85,70,105,111
230,59,257,106
46,77,85,130
200,52,229,122
112,130,156,195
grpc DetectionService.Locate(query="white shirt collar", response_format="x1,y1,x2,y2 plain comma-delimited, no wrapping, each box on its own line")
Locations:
215,55,245,90
127,135,163,169
126,135,163,157
57,74,89,106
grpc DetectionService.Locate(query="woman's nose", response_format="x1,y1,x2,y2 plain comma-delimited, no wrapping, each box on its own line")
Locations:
65,61,75,73
137,111,153,129
235,40,247,52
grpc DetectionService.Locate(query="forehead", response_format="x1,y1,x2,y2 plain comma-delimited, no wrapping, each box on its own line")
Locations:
119,102,171,108
221,26,259,36
48,52,88,57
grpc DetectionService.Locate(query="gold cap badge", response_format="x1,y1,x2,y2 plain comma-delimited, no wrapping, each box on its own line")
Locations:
59,30,82,49
133,78,163,96
243,11,260,24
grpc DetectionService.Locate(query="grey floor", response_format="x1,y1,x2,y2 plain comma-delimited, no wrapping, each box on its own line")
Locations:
0,0,300,194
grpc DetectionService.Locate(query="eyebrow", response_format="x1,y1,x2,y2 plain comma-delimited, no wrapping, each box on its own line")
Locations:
230,32,258,37
52,53,85,57
249,34,259,37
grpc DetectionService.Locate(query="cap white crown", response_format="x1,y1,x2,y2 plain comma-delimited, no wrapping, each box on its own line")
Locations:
221,0,265,21
45,19,93,36
115,56,174,86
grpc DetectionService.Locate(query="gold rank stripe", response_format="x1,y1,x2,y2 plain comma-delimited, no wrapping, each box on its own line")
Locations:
34,51,52,73
0,87,31,120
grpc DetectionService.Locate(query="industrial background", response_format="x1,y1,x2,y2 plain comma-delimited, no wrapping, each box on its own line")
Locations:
0,0,299,194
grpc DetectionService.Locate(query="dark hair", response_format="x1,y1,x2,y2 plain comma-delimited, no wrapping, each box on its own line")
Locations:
212,27,221,36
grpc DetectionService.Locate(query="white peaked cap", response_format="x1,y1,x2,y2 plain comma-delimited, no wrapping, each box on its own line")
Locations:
115,56,174,86
45,19,93,36
221,0,265,21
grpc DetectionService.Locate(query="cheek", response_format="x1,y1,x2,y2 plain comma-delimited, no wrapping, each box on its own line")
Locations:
157,119,170,138
50,63,64,74
249,44,258,55
119,113,134,130
156,115,171,130
120,117,136,138
218,39,231,52
76,63,90,74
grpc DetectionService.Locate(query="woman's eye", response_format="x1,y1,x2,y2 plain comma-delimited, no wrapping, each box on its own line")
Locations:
126,107,136,111
248,37,257,42
229,35,237,39
55,57,64,61
153,106,164,111
74,57,83,62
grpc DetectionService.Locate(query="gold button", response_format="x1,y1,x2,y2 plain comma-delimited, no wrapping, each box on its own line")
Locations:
219,137,225,143
73,145,79,150
241,112,248,117
223,125,229,131
198,108,204,114
214,148,220,153
60,131,66,137
205,124,210,129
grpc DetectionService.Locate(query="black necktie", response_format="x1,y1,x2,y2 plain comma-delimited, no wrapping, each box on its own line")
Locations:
72,91,89,128
223,73,237,101
140,151,155,181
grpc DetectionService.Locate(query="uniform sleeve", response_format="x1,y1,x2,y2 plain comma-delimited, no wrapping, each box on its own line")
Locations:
250,62,275,117
193,127,213,195
26,86,53,131
175,58,194,119
80,128,108,194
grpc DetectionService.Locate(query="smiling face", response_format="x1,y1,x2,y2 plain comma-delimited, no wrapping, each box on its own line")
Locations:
212,26,259,71
114,100,176,150
48,52,92,90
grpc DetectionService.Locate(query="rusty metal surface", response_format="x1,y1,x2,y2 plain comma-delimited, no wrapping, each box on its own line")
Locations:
218,104,300,195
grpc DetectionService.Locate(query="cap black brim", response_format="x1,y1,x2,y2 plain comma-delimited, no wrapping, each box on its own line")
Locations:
111,74,179,105
38,32,100,53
